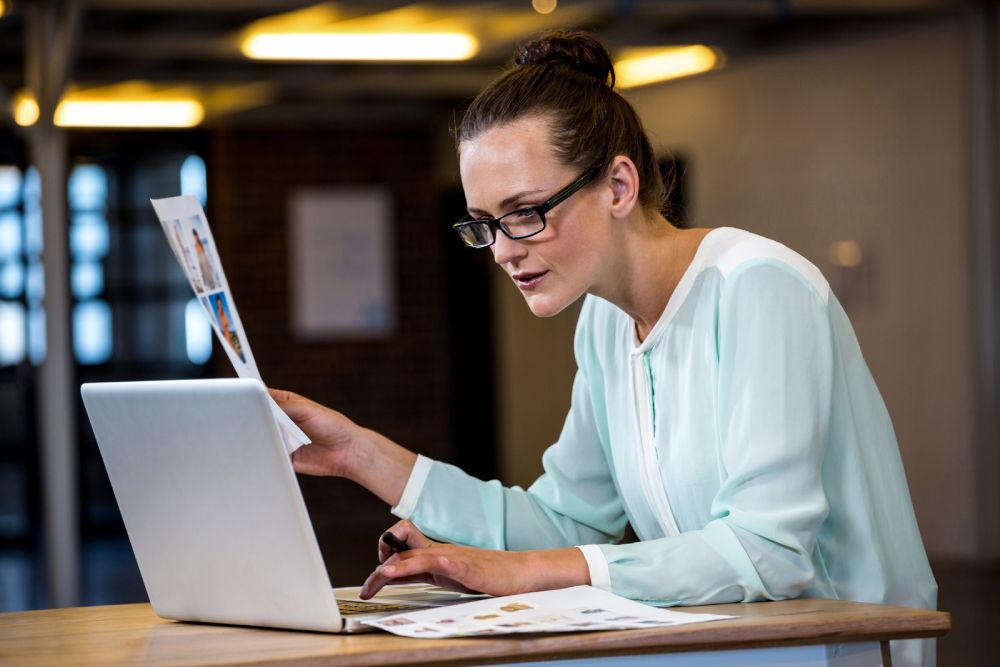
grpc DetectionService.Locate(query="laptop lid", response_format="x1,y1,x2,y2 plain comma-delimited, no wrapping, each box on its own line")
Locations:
81,378,345,632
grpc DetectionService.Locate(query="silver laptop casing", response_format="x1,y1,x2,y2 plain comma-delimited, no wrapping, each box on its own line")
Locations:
81,378,355,632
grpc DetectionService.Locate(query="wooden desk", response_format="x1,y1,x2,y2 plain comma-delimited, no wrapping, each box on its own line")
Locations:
0,598,948,667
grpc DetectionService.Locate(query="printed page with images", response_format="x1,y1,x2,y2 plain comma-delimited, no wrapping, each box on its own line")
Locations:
150,195,310,454
363,585,734,638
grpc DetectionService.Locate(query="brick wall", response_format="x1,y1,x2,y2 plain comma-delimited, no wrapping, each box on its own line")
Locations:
208,124,459,584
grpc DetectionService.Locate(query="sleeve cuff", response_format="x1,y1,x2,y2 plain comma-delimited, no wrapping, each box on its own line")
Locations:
577,544,612,592
390,454,434,519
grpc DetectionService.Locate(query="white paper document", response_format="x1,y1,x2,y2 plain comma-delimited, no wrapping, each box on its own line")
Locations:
150,195,310,454
363,585,734,638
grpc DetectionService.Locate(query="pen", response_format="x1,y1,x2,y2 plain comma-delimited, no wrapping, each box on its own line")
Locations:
381,531,410,554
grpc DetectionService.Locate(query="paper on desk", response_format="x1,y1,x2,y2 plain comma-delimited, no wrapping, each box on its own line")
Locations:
150,195,310,454
362,585,734,638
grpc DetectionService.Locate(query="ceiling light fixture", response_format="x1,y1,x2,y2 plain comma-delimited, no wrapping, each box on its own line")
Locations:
615,45,721,89
241,32,479,61
13,95,205,128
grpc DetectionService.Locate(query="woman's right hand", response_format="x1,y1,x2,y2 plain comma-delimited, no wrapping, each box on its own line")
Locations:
269,387,418,506
269,388,365,478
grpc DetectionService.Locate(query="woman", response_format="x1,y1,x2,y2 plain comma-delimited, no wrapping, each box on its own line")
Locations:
193,228,218,291
213,294,245,362
272,31,936,666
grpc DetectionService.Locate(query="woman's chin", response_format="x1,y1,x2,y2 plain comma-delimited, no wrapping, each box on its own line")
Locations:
524,292,572,318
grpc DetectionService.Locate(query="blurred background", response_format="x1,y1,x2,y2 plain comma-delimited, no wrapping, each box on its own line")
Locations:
0,0,997,663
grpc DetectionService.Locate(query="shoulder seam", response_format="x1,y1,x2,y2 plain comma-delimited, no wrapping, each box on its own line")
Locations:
722,258,831,304
712,236,829,303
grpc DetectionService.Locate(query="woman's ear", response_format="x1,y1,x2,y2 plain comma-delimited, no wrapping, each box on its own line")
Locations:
607,156,640,220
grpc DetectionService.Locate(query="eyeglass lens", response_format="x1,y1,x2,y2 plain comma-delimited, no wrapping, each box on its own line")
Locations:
499,209,544,238
460,209,545,247
458,222,495,247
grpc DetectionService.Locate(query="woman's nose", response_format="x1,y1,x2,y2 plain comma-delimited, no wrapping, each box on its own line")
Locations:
491,230,527,266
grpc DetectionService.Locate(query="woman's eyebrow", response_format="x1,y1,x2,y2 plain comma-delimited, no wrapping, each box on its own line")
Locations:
469,188,546,217
499,188,545,210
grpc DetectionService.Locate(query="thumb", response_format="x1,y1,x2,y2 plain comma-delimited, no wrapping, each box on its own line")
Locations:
278,399,319,425
268,387,301,403
270,391,318,425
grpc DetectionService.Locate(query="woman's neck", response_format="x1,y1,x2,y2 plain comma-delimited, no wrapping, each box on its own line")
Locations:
596,212,711,343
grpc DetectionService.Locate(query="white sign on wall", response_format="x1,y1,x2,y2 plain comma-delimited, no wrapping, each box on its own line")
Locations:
288,188,396,340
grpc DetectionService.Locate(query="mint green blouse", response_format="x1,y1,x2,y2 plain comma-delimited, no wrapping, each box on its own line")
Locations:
393,228,937,666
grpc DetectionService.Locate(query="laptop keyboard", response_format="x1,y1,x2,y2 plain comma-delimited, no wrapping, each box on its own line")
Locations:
337,600,421,616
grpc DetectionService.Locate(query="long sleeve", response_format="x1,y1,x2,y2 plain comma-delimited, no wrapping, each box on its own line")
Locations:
397,368,629,552
393,229,933,665
591,262,836,605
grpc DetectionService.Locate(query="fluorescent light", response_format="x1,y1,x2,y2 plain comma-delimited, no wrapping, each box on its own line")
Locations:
616,46,720,89
241,32,478,61
56,100,204,127
14,96,204,128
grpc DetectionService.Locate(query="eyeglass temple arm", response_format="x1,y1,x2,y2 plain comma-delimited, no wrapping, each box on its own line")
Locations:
538,164,604,214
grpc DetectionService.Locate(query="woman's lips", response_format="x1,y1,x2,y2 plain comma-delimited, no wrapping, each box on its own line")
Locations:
512,270,548,291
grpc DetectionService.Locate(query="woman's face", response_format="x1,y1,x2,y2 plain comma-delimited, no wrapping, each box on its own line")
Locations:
459,115,613,318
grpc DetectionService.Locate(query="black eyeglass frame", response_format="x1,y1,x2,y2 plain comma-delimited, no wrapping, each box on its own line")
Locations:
452,162,605,249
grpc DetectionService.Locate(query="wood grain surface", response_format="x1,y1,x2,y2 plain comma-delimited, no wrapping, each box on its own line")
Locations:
0,598,950,667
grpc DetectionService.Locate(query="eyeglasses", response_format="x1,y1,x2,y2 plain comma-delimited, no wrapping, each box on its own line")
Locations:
452,163,604,249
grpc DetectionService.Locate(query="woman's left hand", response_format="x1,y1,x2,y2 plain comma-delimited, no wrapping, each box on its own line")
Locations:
359,520,591,599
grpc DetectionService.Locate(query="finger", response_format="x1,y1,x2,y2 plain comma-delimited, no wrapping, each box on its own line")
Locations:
378,537,395,563
267,387,301,403
268,389,323,424
377,531,408,563
361,550,436,599
377,533,394,563
381,554,479,595
359,570,383,600
384,574,434,585
275,397,320,424
379,553,452,582
360,572,436,600
377,519,440,565
388,520,434,549
289,446,331,476
377,531,420,562
360,561,402,599
290,448,311,473
365,550,404,588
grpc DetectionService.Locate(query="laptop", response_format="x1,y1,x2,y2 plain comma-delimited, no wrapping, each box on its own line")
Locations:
80,378,474,633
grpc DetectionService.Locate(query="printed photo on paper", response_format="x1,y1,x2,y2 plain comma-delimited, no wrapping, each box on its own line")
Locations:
363,585,736,639
208,292,246,363
150,195,312,454
188,213,222,292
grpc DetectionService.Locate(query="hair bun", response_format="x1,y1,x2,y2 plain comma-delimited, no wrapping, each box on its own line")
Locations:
515,31,615,88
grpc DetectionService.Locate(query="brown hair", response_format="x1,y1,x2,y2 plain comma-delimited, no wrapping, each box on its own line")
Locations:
456,31,667,214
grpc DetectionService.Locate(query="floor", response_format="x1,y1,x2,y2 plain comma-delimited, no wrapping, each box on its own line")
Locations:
0,541,996,665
